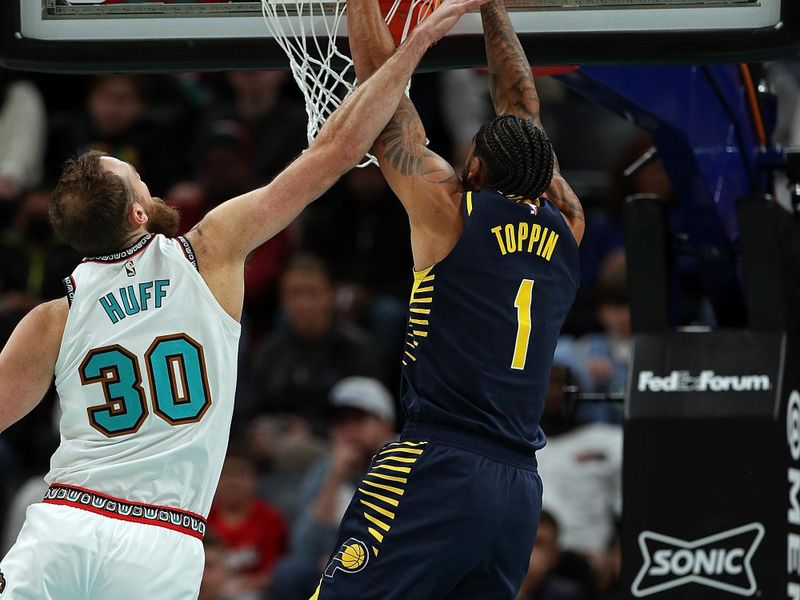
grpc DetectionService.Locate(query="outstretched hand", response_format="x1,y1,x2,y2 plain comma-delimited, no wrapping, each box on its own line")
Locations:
413,0,489,47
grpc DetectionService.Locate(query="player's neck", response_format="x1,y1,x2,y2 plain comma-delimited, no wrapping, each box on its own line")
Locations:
119,227,150,250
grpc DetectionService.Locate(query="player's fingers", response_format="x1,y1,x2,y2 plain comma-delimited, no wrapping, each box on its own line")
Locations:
418,0,485,43
435,0,480,22
444,0,490,13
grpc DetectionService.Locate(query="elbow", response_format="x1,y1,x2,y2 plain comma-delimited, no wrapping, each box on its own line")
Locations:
340,138,366,167
316,134,364,174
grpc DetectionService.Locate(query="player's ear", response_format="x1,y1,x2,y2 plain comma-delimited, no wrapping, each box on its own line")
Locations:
128,202,149,227
467,156,486,189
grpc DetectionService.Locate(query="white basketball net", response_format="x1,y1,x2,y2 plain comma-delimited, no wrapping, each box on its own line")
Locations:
261,0,437,166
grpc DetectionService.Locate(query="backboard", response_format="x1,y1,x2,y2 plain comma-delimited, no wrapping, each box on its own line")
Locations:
1,0,798,73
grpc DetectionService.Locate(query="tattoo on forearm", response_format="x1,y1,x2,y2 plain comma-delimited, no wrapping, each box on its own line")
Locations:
482,3,541,125
380,113,424,176
548,180,585,223
378,103,457,183
563,196,585,222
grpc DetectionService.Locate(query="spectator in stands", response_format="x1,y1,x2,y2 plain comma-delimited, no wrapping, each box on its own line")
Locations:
536,345,622,590
270,376,397,599
168,120,257,227
166,119,290,330
244,254,386,435
516,511,590,600
300,166,412,344
569,131,668,333
200,70,307,185
199,533,234,600
53,74,177,194
537,342,622,581
576,251,631,406
0,188,81,344
207,448,289,600
0,70,46,207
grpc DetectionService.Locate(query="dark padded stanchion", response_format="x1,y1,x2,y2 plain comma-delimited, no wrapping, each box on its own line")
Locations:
737,196,800,333
624,194,670,333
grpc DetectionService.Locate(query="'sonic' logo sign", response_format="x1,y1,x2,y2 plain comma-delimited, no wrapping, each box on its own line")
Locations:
631,523,764,597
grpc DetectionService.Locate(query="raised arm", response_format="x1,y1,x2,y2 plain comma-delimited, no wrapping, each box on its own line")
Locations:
349,0,472,270
480,0,584,243
190,0,483,267
480,1,543,127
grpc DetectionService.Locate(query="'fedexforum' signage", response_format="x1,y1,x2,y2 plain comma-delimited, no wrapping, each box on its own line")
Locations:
631,523,765,597
637,371,771,393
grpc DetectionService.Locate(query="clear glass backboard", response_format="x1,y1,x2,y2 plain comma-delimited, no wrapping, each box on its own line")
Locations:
1,0,797,72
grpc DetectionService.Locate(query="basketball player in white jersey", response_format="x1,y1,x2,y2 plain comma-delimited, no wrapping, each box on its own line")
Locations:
0,2,485,597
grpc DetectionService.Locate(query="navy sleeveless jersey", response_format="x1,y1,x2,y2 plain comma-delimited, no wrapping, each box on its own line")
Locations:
400,188,580,453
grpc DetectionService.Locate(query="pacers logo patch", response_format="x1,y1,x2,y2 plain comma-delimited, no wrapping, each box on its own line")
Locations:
324,538,369,578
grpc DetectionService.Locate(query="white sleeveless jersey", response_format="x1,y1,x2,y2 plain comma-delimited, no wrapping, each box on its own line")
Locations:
47,234,241,518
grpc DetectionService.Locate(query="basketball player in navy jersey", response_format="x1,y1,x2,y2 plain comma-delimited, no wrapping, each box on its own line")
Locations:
310,1,584,598
0,3,485,598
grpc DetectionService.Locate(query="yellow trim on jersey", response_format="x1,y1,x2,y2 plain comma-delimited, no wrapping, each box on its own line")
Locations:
372,463,412,474
309,584,321,600
347,441,428,560
376,455,417,464
358,488,400,507
360,499,397,519
362,479,406,496
379,447,424,455
365,471,409,483
407,260,436,356
412,265,434,283
466,191,474,215
363,511,392,532
368,527,384,543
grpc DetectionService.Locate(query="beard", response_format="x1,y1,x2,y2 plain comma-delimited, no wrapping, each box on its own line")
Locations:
146,197,180,238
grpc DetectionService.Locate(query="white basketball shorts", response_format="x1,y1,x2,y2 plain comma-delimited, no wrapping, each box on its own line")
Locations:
0,500,204,599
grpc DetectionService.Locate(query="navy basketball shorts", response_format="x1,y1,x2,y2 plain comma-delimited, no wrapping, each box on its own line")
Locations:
311,424,542,600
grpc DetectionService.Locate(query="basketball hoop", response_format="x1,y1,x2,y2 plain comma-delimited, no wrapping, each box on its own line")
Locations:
261,0,439,166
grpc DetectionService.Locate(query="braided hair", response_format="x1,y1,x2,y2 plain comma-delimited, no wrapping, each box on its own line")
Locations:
474,114,555,201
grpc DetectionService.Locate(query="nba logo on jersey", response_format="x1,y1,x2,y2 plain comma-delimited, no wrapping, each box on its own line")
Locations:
125,260,136,277
0,569,6,592
324,538,370,578
529,204,538,215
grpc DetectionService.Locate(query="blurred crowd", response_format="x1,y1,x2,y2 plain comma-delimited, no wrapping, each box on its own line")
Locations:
0,60,798,599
